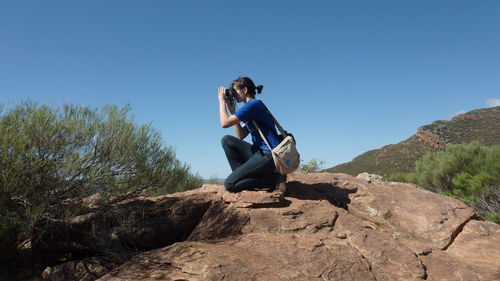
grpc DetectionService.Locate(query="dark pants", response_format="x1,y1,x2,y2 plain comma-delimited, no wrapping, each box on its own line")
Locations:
221,135,280,192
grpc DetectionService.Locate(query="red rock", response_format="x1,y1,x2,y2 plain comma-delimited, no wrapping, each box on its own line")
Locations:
37,173,498,281
446,220,500,270
346,174,477,249
420,250,485,281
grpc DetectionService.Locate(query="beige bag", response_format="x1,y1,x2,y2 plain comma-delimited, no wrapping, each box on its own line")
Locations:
252,110,300,175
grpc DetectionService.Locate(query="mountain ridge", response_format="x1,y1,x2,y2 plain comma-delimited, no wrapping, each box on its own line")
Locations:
325,106,500,176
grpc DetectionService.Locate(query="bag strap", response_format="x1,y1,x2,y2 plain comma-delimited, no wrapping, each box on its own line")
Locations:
253,103,291,175
252,121,274,152
253,120,284,174
251,101,290,151
261,103,288,138
254,119,279,139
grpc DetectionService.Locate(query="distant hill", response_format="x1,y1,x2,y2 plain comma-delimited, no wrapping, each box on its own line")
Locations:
325,106,500,176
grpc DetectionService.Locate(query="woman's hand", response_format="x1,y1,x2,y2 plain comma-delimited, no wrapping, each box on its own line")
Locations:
219,85,242,129
218,86,227,103
219,86,236,114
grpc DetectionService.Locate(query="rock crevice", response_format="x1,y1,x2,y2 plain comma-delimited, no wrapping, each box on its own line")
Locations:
442,213,479,250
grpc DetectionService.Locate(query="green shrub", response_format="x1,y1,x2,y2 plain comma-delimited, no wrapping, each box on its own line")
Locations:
0,101,202,257
301,158,325,173
0,209,27,262
408,141,500,223
386,172,409,183
208,175,220,184
411,142,500,195
485,212,500,224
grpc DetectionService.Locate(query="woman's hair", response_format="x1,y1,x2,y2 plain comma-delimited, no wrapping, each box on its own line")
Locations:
232,76,263,98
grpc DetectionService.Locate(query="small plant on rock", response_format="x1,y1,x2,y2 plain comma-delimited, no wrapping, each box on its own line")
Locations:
300,158,326,173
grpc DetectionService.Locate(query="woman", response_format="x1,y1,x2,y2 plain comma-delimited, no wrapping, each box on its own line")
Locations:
218,76,283,192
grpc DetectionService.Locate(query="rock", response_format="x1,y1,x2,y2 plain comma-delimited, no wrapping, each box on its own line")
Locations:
356,172,386,184
417,126,448,149
37,173,498,281
98,234,377,281
420,250,486,281
446,220,500,270
41,258,111,281
34,185,230,262
222,189,284,208
346,178,477,249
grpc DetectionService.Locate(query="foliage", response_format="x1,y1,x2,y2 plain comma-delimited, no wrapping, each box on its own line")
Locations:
184,174,204,191
408,142,499,192
406,141,500,223
485,212,500,225
469,186,500,225
0,209,27,261
386,172,409,183
0,101,202,259
301,158,325,173
208,175,220,184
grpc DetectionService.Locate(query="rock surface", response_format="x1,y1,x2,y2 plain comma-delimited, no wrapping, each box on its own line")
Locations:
38,173,500,281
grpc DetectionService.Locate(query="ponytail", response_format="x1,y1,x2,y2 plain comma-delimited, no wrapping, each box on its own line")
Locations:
256,85,263,94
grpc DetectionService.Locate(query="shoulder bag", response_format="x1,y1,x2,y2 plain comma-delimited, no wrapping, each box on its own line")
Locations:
252,108,300,175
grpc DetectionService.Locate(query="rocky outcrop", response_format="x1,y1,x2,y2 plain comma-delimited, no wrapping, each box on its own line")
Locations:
38,173,500,281
451,112,480,122
416,126,447,149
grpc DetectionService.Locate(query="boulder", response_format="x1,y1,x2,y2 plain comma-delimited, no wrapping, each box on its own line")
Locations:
446,220,500,273
37,173,499,281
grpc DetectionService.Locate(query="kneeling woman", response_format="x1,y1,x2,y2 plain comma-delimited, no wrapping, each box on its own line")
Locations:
218,76,281,192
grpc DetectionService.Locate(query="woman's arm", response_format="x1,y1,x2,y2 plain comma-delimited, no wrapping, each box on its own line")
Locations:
219,86,249,139
233,123,249,139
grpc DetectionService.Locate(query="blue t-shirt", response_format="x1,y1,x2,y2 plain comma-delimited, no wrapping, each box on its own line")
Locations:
234,100,280,151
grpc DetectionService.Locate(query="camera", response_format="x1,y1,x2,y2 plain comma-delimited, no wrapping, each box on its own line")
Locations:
225,87,236,104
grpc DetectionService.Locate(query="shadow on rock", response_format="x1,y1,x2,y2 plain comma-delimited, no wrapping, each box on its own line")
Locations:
188,201,250,241
285,180,356,209
34,193,250,279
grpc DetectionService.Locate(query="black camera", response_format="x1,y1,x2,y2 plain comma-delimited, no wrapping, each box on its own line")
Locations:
225,87,236,104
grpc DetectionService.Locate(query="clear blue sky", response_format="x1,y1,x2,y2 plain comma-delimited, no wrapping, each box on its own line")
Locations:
1,1,499,179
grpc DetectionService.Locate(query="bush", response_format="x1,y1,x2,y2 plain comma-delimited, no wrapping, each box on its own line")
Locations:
0,101,202,258
485,212,500,225
470,186,500,224
208,175,220,184
300,159,325,173
408,141,500,223
386,172,409,183
0,209,27,262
